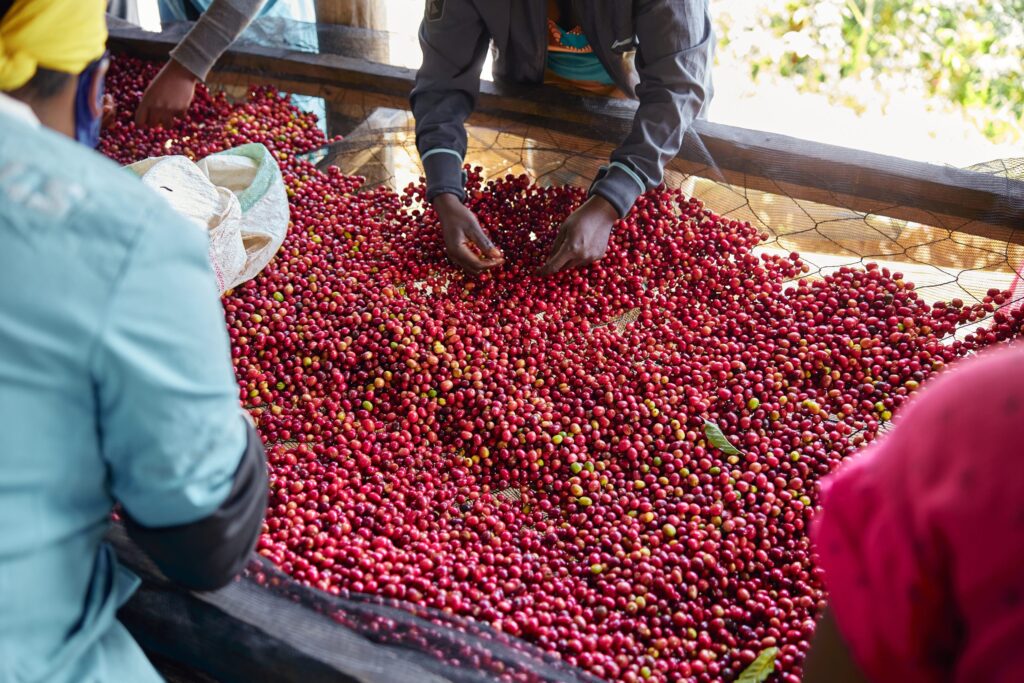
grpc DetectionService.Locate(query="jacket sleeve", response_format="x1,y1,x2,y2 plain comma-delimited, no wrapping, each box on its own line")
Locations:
169,0,267,82
92,193,265,592
124,418,267,592
589,0,714,218
410,0,491,201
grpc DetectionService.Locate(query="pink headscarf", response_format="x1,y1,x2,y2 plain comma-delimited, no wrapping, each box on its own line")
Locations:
813,343,1024,683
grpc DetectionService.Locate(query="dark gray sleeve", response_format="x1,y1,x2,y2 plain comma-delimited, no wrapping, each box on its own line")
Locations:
123,419,267,592
169,0,267,81
409,0,491,201
589,0,714,218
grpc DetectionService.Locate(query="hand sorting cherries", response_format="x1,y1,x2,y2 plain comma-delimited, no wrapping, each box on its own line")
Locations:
101,57,1024,683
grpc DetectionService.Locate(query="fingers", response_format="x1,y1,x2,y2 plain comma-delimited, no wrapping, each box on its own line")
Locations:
137,106,177,129
134,92,179,128
539,240,576,275
134,103,149,127
447,240,503,275
466,222,504,261
152,109,177,128
101,95,118,129
446,225,503,275
538,225,575,275
536,229,565,273
548,227,567,257
436,200,503,275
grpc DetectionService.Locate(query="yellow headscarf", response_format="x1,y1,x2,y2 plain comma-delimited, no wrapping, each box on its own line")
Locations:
0,0,108,91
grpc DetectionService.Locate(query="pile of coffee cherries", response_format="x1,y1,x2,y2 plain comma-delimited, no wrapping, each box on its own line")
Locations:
102,57,1023,682
100,57,328,164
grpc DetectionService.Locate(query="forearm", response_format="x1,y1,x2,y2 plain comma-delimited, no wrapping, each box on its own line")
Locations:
413,90,473,201
124,419,268,592
169,0,267,81
591,0,714,217
410,0,490,201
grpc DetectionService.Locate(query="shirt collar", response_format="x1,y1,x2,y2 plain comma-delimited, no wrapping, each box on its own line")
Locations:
0,92,41,127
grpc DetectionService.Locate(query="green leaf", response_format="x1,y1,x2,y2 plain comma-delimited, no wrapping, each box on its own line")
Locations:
737,647,779,683
703,420,742,456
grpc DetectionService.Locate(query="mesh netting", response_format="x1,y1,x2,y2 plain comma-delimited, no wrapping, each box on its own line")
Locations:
111,523,599,683
100,50,1024,683
298,106,1024,334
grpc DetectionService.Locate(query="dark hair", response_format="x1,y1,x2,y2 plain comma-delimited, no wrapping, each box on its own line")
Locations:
12,67,74,98
0,1,74,98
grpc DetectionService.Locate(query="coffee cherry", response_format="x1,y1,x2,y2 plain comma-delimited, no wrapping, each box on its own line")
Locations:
101,55,1021,683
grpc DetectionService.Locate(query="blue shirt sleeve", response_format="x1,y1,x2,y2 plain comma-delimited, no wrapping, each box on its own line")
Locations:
90,203,247,528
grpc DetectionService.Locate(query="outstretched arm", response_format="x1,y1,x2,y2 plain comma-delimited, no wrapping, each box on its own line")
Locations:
410,0,490,204
592,0,713,217
542,0,714,274
410,1,503,273
136,0,267,127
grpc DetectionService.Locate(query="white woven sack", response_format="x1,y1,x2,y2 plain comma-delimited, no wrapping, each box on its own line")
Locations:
196,143,289,289
127,143,288,293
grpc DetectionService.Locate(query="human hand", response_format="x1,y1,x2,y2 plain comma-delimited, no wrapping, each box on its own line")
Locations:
434,193,504,274
101,94,117,129
135,59,199,128
538,195,617,275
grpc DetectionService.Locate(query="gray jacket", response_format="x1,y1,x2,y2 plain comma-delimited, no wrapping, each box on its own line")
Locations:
411,0,715,217
167,0,267,82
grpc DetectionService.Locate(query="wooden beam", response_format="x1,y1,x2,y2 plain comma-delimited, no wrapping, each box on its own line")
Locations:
105,18,1024,237
314,0,387,29
680,123,1022,232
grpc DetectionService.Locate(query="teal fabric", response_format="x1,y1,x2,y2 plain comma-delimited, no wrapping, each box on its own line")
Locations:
552,26,589,51
158,0,316,23
213,142,276,211
0,106,246,683
545,25,615,85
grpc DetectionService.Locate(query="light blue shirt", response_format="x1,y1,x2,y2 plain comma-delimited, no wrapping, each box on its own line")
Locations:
0,95,246,683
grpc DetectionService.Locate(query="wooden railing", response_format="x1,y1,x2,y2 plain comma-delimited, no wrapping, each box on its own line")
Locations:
106,17,1024,240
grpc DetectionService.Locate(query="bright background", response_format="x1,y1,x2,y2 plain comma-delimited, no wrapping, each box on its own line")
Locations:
136,0,1022,168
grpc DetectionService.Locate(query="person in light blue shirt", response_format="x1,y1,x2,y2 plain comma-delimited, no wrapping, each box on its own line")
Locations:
0,1,268,681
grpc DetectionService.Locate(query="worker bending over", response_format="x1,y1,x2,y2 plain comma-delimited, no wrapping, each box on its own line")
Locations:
136,0,268,126
0,1,266,681
412,0,714,274
135,0,325,127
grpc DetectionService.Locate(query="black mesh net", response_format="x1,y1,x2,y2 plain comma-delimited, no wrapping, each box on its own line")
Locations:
299,106,1024,328
100,26,1024,683
111,524,599,683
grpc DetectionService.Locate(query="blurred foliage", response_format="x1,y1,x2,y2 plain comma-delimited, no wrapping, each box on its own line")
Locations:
715,0,1024,142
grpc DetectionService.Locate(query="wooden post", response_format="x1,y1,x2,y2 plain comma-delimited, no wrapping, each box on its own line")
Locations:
312,0,389,133
314,0,387,29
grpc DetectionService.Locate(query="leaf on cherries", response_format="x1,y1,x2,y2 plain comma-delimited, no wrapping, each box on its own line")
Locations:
737,647,778,683
703,419,742,456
